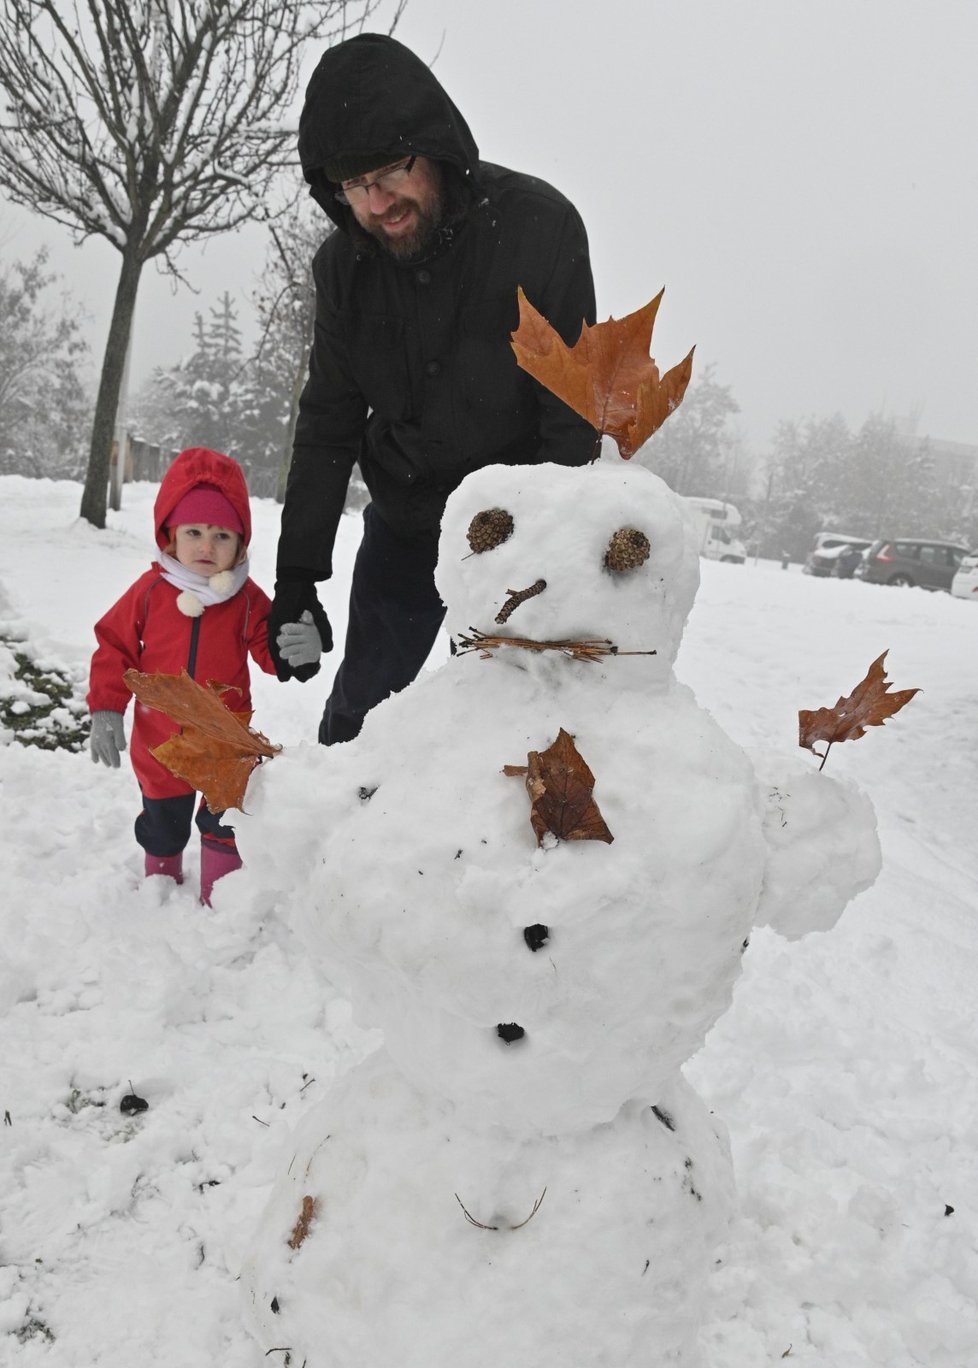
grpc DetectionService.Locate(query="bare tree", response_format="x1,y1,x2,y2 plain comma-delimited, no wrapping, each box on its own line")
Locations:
251,197,326,499
0,0,403,526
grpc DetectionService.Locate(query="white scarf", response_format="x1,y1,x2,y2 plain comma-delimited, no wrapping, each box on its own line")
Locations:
158,550,250,618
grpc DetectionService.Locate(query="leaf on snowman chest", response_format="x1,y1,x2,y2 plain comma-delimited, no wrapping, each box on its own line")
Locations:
504,727,614,846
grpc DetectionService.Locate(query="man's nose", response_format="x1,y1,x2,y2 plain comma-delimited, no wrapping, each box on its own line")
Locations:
364,180,396,208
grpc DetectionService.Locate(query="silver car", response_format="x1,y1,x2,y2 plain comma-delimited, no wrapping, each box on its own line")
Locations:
855,538,971,591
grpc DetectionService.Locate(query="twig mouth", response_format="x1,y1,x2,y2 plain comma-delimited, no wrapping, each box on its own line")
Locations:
456,628,656,663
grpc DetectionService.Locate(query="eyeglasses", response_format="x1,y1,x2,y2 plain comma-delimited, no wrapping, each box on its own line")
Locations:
335,156,417,206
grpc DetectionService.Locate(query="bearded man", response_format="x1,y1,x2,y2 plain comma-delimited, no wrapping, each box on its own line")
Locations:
269,32,597,744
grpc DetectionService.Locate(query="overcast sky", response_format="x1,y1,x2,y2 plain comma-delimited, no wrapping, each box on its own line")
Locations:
3,0,976,450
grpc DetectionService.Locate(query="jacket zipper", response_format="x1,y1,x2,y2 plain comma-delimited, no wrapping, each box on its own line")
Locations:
187,616,201,678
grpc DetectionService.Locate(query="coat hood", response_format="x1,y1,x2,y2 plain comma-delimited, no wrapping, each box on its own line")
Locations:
298,33,480,230
153,447,252,552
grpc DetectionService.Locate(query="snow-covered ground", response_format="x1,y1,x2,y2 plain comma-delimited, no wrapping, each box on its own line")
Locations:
1,474,976,1367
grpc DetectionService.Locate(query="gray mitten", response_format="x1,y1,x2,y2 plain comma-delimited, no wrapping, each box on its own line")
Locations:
89,710,127,768
276,610,324,670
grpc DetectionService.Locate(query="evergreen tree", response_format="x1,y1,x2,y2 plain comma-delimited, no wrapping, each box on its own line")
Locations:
131,283,298,496
133,292,251,458
0,247,91,477
634,363,742,497
758,414,852,560
845,415,943,538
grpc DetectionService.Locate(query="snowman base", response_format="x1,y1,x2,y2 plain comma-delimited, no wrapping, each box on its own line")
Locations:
242,1048,734,1368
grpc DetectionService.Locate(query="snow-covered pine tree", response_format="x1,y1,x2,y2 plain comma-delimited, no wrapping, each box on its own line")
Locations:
0,248,91,478
633,363,744,498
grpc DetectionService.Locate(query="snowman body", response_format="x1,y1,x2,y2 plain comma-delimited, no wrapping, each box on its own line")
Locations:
243,1052,732,1368
239,461,880,1366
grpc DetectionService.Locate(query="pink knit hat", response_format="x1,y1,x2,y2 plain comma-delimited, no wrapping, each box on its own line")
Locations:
167,484,244,535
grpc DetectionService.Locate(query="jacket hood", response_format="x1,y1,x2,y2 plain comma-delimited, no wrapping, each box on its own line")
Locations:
153,447,252,552
298,33,480,230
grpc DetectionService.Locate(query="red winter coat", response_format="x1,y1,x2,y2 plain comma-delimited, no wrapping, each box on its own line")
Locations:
87,447,275,799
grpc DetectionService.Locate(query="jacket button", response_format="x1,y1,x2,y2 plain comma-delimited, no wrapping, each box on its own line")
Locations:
416,268,432,285
425,359,442,377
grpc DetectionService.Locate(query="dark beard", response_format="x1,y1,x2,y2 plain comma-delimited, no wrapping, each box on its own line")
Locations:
364,184,447,263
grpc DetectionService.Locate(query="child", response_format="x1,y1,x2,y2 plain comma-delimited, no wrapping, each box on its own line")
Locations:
87,446,321,904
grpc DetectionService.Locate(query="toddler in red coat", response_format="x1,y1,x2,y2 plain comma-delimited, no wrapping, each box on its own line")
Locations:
87,446,321,904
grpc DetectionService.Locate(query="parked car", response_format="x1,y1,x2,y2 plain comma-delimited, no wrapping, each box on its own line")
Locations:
951,552,978,600
855,538,972,591
803,532,873,578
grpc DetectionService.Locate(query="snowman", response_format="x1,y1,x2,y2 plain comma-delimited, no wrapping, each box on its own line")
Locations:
236,454,880,1368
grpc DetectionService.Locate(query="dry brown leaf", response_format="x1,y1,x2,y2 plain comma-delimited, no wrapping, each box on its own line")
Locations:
510,287,694,458
124,668,279,813
799,651,919,767
287,1195,319,1250
506,728,613,845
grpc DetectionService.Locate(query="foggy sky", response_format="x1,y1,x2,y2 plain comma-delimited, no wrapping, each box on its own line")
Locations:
3,0,976,451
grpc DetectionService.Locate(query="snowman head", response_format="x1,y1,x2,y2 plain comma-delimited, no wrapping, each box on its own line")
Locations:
437,460,701,683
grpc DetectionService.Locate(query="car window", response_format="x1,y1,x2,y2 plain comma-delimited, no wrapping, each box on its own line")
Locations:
892,542,918,559
919,545,942,565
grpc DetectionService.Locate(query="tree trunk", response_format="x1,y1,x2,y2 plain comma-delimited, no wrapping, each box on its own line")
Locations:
79,247,143,528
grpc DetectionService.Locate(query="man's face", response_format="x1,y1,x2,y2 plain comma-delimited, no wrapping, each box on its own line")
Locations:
343,156,445,261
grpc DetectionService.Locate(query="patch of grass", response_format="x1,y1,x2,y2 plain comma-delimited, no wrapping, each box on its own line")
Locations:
0,641,89,752
15,1316,55,1344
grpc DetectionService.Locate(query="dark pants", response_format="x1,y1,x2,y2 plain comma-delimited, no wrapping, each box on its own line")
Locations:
135,792,236,857
319,503,446,745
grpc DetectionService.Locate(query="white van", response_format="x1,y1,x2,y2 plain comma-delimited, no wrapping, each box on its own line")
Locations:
683,497,747,563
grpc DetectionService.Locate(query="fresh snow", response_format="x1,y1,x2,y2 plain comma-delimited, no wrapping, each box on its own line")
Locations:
1,472,976,1367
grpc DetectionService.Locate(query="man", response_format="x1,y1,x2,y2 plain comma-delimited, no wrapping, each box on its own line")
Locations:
269,32,597,744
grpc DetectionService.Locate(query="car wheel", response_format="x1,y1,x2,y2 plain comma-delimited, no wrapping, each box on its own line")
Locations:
888,573,914,587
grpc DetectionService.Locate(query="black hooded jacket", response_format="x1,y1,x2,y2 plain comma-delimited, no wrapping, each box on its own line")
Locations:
278,34,597,580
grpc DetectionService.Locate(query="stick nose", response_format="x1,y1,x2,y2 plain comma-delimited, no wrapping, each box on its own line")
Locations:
495,579,546,625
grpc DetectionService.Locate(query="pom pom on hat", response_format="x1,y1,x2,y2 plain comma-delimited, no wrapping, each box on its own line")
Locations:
324,149,402,184
168,484,243,535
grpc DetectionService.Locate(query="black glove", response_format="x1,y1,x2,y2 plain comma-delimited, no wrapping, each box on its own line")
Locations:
268,577,333,682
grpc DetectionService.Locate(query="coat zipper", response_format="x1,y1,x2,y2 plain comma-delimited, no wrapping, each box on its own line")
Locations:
187,616,201,678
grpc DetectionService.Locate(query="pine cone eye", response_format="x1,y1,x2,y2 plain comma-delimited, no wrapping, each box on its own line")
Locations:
467,508,514,554
605,527,651,573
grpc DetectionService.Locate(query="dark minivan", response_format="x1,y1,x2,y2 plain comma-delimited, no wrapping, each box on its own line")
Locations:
855,538,972,591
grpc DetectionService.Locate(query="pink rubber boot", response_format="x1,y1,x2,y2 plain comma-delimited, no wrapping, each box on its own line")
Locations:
200,841,243,907
144,852,184,883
